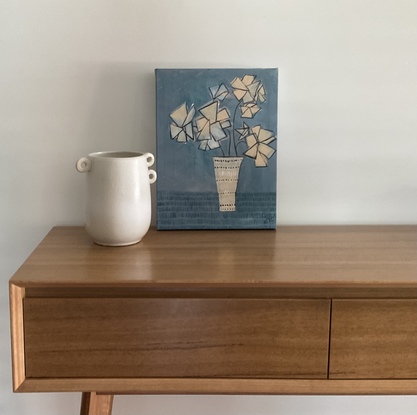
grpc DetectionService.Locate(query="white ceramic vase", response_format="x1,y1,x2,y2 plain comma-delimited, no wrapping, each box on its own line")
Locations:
76,151,157,246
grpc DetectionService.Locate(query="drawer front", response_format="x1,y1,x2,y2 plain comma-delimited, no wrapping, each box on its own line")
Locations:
24,298,330,379
330,300,417,379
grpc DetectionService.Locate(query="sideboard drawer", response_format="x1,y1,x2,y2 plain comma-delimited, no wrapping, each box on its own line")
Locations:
24,298,330,379
330,300,417,379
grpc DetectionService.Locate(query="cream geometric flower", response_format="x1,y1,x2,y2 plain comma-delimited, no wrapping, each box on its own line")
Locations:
240,102,261,118
167,74,275,170
231,75,266,104
243,125,276,167
236,122,250,139
209,83,229,101
169,103,195,143
195,101,231,150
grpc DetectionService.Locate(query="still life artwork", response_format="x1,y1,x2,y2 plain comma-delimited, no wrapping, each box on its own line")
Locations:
156,68,278,229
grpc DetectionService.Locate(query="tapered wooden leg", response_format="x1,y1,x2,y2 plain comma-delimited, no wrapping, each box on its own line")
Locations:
80,392,114,415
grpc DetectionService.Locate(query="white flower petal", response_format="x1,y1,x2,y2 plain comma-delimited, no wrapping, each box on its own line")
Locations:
184,105,195,125
217,108,230,122
246,134,257,148
255,152,268,167
258,85,266,102
170,103,188,126
211,122,227,141
207,138,221,149
231,77,246,90
244,144,258,159
242,74,255,86
242,92,254,103
233,89,246,100
248,81,260,99
177,131,187,143
221,120,231,129
241,106,253,118
199,140,209,151
251,125,261,137
196,117,211,141
170,124,182,139
258,128,274,142
199,101,218,123
258,143,276,159
185,123,194,141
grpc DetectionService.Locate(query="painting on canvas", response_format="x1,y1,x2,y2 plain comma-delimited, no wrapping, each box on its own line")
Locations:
156,68,278,229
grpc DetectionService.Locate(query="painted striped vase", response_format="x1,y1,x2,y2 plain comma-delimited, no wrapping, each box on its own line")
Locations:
213,156,243,212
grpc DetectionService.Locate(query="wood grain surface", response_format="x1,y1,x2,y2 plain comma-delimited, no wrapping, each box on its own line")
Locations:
10,226,417,292
17,378,417,395
10,226,417,396
9,284,25,391
24,298,330,379
330,300,417,379
80,392,113,415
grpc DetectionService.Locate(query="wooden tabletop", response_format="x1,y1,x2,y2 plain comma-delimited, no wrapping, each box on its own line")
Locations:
10,226,417,297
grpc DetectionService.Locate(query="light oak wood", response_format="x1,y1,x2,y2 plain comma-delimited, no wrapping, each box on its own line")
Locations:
24,298,330,379
11,226,417,292
330,300,417,379
9,283,25,391
80,392,113,415
9,225,417,402
17,378,417,395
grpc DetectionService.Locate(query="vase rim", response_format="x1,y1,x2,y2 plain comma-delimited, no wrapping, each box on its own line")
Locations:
213,156,244,160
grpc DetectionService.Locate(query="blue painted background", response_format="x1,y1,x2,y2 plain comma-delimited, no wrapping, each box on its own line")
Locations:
155,68,278,229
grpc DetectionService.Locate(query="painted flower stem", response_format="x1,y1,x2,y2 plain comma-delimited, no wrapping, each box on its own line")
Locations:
231,99,243,157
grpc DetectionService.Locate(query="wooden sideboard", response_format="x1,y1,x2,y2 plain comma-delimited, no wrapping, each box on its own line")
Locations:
9,226,417,415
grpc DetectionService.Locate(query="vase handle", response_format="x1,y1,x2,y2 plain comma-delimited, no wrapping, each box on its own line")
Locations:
76,157,91,173
148,169,157,184
144,153,155,167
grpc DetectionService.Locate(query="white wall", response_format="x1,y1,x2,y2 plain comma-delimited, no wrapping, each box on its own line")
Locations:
1,1,416,414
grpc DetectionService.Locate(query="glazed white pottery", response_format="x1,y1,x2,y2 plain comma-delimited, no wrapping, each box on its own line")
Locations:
76,151,157,246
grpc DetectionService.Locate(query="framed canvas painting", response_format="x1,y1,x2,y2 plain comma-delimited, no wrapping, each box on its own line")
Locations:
155,68,278,230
